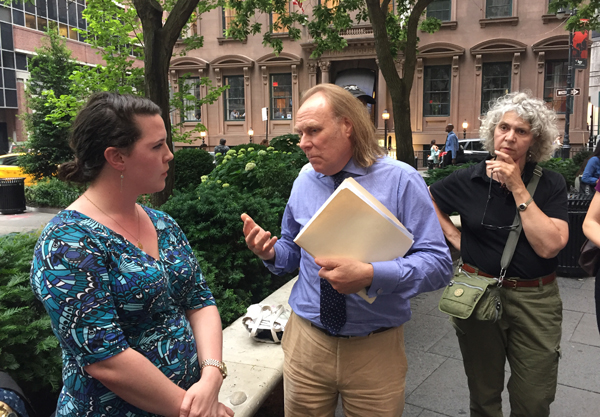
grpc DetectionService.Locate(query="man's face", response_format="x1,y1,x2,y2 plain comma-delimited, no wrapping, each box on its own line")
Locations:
295,93,353,176
446,125,453,133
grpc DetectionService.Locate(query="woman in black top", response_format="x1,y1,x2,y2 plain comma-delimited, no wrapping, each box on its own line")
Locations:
430,92,568,417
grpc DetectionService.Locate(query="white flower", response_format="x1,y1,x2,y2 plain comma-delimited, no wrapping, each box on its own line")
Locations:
245,162,256,171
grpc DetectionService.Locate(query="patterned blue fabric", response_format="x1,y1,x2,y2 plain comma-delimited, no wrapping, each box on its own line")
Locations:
0,389,29,417
30,207,215,417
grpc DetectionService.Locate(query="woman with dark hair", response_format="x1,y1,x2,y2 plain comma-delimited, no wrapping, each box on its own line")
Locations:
30,92,233,417
430,92,568,416
580,145,600,192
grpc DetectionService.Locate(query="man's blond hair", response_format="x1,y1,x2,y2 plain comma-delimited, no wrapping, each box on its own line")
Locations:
300,84,384,167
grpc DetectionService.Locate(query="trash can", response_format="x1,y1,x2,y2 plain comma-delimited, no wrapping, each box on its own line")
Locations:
556,192,593,277
0,177,26,215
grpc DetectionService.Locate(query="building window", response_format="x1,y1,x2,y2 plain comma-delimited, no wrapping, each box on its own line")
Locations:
271,2,289,34
486,0,512,19
222,6,236,36
270,73,292,120
427,0,451,21
481,62,511,114
544,60,568,114
423,65,451,116
224,75,245,121
12,0,86,41
179,76,201,122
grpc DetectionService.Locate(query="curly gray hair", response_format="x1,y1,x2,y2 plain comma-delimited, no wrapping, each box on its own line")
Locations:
479,91,559,163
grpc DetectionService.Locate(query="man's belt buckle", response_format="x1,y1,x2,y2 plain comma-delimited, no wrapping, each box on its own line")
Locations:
503,278,519,289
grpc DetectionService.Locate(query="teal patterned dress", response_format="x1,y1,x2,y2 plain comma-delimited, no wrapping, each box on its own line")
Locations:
30,207,215,416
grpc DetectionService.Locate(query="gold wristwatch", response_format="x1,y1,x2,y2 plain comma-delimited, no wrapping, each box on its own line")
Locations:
200,359,227,379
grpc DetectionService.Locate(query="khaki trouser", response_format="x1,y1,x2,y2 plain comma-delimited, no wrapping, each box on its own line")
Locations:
282,312,408,417
452,279,562,417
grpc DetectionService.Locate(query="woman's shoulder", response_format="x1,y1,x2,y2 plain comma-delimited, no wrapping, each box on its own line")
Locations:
141,206,181,232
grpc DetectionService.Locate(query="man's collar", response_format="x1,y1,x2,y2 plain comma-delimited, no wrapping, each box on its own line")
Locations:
314,157,367,179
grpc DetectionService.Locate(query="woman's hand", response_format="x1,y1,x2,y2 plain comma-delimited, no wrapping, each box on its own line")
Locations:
179,367,234,417
485,150,525,193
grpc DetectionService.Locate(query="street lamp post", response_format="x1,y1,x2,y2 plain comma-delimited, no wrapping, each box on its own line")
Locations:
382,109,390,151
462,119,468,139
557,7,574,159
248,128,254,143
200,130,207,145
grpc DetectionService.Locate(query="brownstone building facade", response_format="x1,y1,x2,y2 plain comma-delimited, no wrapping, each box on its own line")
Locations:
173,0,590,153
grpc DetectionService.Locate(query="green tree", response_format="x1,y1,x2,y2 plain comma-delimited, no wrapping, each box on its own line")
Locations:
19,29,77,180
43,0,227,205
228,0,439,166
549,1,600,31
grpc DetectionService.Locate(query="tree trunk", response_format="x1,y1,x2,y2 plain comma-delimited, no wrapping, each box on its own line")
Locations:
132,0,200,207
365,0,433,166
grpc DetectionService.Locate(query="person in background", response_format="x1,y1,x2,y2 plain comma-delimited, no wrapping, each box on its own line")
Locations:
580,145,600,192
582,180,600,335
430,91,568,417
259,139,269,146
443,123,459,166
214,138,230,155
30,92,233,417
427,139,440,169
242,83,452,417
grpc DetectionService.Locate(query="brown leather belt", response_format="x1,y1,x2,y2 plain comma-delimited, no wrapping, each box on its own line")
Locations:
310,323,393,338
461,264,556,289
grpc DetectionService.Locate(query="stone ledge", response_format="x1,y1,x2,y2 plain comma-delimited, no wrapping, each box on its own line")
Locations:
218,277,297,416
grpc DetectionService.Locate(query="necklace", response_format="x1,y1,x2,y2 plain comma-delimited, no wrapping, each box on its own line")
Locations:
83,193,144,249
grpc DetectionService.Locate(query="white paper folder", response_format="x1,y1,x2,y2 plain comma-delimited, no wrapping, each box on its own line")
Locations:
294,177,414,303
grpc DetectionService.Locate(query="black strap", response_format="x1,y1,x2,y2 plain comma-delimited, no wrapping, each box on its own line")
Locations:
499,164,543,282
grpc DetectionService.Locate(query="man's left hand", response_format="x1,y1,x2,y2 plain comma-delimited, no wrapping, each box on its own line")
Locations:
314,258,374,295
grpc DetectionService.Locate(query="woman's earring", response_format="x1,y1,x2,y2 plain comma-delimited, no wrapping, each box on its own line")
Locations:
527,150,533,161
120,172,124,192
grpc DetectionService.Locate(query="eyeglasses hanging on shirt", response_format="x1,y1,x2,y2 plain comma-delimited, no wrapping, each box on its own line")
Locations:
480,171,520,231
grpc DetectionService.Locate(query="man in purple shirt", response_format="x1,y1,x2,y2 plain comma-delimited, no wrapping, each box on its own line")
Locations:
242,84,452,417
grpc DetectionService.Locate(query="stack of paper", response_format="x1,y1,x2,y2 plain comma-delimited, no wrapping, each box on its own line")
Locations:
294,177,414,303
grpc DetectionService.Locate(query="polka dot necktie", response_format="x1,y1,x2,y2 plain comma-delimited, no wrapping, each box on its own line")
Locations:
319,170,347,335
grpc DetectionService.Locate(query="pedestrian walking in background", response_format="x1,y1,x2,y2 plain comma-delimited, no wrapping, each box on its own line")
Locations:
430,91,568,417
579,145,600,193
443,123,459,166
214,138,230,155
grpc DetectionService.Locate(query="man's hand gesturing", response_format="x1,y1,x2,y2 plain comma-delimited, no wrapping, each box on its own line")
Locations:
241,213,277,261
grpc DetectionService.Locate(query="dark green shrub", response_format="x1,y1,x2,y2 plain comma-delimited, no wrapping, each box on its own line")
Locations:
539,157,578,188
161,183,293,326
25,177,84,208
0,232,62,395
573,150,592,169
173,148,215,191
424,163,476,186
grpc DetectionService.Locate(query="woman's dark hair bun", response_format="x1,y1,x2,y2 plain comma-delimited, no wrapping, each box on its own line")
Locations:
57,160,86,184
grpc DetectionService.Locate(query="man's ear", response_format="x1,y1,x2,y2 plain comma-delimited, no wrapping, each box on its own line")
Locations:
342,118,353,139
104,147,126,171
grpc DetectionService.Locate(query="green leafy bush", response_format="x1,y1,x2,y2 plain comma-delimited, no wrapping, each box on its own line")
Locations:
161,183,293,326
173,148,216,191
539,157,578,188
211,145,307,200
0,232,62,395
25,177,84,208
423,163,476,186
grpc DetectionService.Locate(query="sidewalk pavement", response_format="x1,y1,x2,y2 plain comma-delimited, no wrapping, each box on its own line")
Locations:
0,207,59,236
399,276,600,417
4,210,598,416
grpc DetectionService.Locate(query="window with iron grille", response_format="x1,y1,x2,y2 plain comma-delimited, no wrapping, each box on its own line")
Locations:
481,62,511,114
